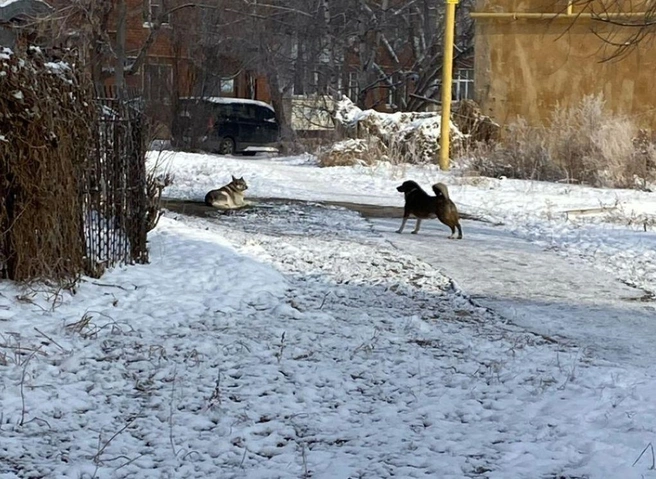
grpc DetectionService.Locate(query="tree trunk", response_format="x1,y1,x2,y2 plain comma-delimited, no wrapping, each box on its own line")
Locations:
266,71,297,154
115,0,127,98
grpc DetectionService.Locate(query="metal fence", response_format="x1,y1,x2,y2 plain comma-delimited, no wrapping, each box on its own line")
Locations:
79,94,149,276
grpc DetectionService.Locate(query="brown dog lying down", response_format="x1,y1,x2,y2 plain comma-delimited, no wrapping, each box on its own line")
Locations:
396,180,462,239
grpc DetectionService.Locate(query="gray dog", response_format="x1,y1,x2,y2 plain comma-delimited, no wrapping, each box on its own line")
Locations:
204,175,249,209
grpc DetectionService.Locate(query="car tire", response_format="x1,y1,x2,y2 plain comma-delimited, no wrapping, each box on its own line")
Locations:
217,137,235,155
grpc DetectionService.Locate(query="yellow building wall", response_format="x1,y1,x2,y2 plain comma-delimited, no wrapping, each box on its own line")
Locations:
474,14,656,130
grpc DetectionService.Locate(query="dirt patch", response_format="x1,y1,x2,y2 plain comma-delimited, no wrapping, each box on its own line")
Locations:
161,197,406,220
161,198,485,224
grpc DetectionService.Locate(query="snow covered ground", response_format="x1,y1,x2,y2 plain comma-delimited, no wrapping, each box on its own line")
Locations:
156,150,656,297
1,149,656,478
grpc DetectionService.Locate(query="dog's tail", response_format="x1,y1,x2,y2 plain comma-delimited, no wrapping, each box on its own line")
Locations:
432,183,450,200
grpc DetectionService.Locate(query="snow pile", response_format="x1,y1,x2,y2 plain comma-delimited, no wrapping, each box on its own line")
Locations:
333,96,465,164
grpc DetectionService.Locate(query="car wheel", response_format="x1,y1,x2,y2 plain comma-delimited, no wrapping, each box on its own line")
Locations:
217,137,235,155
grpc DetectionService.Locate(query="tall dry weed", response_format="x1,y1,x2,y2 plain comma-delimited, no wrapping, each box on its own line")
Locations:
318,136,389,167
465,95,655,189
468,119,563,181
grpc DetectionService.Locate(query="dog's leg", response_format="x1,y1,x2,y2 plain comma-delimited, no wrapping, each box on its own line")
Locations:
411,219,422,234
396,216,408,234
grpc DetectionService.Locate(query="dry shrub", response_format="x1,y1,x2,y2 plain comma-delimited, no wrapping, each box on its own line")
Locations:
466,119,564,181
466,95,656,188
388,115,463,163
145,153,174,232
630,129,656,190
0,47,96,282
453,99,500,144
318,137,388,167
333,96,465,165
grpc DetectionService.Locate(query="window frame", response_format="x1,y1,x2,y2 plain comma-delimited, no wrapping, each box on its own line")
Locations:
452,68,474,101
145,0,170,26
143,61,173,102
348,72,359,102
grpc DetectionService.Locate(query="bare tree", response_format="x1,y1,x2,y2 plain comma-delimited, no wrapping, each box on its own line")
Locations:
194,0,327,146
42,0,204,91
297,0,475,111
569,0,656,60
43,0,475,146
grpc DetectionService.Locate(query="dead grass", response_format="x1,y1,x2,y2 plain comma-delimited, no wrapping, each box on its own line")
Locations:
318,137,389,167
463,95,656,189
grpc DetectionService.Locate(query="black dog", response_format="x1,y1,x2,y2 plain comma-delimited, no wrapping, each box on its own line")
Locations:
396,180,463,238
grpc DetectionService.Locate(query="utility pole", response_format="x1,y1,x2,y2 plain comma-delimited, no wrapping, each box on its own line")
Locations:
439,0,459,170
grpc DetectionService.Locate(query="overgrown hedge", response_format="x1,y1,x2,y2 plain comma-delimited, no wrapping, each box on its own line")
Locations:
0,47,97,282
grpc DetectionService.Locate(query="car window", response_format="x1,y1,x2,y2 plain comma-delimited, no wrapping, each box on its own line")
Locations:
256,106,276,122
215,103,234,118
178,99,278,126
241,104,258,120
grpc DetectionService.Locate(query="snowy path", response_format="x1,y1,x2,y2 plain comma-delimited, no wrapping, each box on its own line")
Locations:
187,204,656,478
163,196,656,370
371,217,656,368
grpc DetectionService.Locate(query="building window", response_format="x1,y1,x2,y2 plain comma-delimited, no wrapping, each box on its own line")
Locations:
348,72,358,101
452,68,474,101
313,71,321,94
144,63,172,101
147,0,170,24
247,75,256,99
385,73,407,110
220,78,235,95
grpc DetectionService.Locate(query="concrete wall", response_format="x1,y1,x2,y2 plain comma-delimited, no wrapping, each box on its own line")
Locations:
474,12,656,130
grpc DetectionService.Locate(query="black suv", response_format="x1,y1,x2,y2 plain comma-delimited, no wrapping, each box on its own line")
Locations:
173,97,280,155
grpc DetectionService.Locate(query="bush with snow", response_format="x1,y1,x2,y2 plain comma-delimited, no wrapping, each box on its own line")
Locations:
0,46,96,282
330,96,465,166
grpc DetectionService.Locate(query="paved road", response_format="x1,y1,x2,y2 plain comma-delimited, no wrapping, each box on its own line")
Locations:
370,217,656,369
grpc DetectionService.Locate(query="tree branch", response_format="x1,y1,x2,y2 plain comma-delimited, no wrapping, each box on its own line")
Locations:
127,3,204,76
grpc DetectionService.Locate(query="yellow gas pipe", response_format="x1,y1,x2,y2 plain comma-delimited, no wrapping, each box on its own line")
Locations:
439,0,459,170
